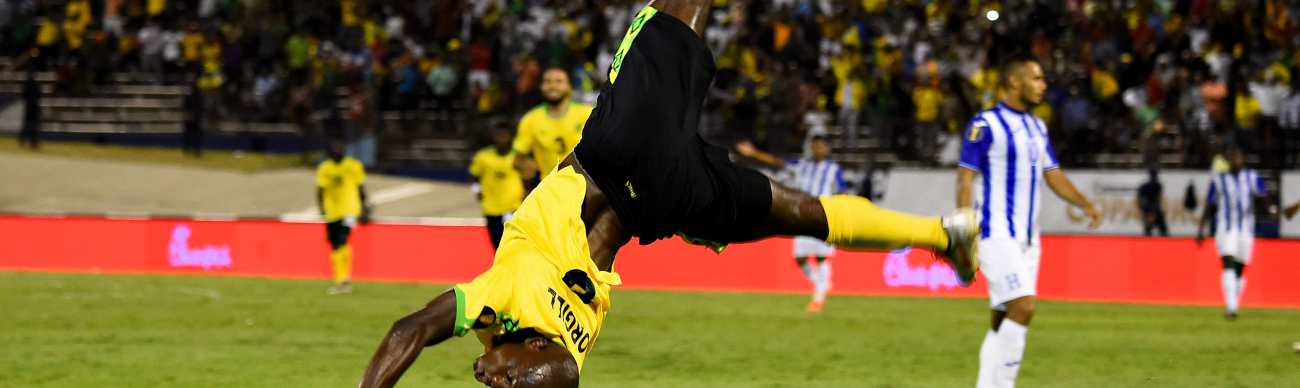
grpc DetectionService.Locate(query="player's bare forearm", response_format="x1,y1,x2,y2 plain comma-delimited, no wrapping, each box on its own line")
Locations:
1045,169,1091,210
1046,169,1101,228
956,168,976,208
359,290,458,388
648,0,711,36
734,141,784,170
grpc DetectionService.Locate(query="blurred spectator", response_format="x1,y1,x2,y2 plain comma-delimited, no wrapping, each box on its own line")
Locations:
834,61,865,146
1281,73,1300,167
19,68,41,149
138,21,163,77
427,48,459,128
1061,84,1094,164
182,76,205,157
1138,168,1168,237
395,54,422,129
161,26,183,82
912,64,943,163
765,62,801,154
346,81,377,167
1250,66,1291,167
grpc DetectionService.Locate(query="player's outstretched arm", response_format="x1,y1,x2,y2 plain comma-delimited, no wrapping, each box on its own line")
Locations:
359,290,457,388
1044,169,1101,229
734,140,786,170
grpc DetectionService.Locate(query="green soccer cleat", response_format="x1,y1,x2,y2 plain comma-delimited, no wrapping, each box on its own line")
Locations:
941,208,980,286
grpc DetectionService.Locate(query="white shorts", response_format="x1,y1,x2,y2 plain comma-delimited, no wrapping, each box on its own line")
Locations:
793,237,836,258
979,237,1041,309
1215,230,1255,264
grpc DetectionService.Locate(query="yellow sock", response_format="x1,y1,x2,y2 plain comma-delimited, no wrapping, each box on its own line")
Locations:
819,195,949,252
331,245,352,284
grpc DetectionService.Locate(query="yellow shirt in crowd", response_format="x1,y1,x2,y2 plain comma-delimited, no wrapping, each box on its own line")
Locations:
1235,94,1260,129
181,32,204,61
913,85,942,123
147,0,166,16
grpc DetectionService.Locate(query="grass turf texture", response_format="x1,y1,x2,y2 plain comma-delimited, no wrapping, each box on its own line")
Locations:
1,138,303,172
2,272,1297,387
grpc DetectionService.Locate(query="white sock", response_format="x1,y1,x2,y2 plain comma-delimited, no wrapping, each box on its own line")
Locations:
992,320,1027,388
818,259,833,292
1221,269,1239,313
1237,275,1247,301
976,329,998,388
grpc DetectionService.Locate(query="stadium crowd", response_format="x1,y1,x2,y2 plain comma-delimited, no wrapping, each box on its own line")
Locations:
3,0,1299,168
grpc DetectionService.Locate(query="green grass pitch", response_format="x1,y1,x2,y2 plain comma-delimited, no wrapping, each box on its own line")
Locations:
2,272,1297,387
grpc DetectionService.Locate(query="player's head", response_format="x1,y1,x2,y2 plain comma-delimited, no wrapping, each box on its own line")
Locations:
474,333,579,388
1227,144,1246,171
492,124,513,152
999,53,1045,107
541,67,573,106
326,139,346,161
809,135,830,161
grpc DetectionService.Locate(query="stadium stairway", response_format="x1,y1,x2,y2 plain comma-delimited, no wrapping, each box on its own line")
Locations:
0,71,475,175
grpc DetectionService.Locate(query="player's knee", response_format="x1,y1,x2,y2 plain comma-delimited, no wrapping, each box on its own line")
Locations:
1220,256,1236,269
1007,297,1037,320
390,314,429,341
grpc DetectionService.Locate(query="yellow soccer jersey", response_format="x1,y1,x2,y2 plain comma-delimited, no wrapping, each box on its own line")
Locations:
469,147,524,216
513,103,594,179
453,166,620,370
317,157,366,222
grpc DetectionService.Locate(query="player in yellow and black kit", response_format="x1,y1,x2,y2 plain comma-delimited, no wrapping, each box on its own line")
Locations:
513,67,594,186
317,140,369,295
470,127,525,249
360,2,980,387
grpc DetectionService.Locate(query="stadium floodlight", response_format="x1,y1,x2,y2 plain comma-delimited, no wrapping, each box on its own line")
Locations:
986,10,1000,22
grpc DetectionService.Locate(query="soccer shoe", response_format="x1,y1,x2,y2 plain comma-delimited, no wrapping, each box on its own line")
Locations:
805,300,824,313
941,208,980,286
1224,311,1238,321
327,283,353,295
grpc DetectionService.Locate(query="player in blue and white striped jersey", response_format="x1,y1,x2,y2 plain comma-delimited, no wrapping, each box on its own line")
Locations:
738,134,845,312
787,135,844,312
1196,146,1268,320
956,55,1102,388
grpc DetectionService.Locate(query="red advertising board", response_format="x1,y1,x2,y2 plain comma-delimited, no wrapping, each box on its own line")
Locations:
2,215,1297,308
